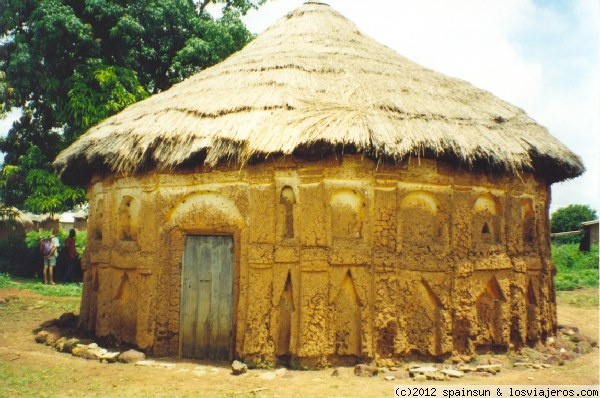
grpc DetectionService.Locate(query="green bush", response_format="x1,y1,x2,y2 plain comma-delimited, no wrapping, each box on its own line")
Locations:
0,228,87,279
0,234,38,277
0,273,13,288
553,243,599,290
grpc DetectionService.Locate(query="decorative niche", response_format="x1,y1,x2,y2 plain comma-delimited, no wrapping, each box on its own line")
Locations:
472,194,502,248
279,186,296,240
118,195,139,241
330,189,365,241
521,199,536,251
397,191,446,253
92,198,104,241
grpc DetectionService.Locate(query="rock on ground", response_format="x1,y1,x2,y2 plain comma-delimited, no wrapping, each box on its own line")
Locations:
118,349,146,363
441,369,464,378
476,364,502,374
354,364,379,377
231,360,248,375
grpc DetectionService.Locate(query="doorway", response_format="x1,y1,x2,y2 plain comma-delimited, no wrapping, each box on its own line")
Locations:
180,235,234,360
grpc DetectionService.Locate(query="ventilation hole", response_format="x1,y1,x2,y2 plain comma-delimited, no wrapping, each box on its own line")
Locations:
482,223,490,234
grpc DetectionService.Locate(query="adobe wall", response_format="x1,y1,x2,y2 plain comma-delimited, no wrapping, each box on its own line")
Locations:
78,155,555,365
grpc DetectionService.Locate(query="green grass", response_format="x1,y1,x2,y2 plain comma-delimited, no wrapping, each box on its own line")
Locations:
552,243,599,291
0,273,82,297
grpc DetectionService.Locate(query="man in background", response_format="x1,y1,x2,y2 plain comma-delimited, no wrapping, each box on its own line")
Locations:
64,229,78,282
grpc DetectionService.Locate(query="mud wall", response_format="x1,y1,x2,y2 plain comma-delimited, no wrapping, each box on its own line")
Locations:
78,155,555,365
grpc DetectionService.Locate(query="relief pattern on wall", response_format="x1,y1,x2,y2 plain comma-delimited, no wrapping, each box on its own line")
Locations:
81,158,553,364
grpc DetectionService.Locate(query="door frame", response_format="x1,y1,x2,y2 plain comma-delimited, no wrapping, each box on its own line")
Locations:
177,228,240,360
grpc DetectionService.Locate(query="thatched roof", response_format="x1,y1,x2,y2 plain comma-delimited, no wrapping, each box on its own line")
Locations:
55,2,584,185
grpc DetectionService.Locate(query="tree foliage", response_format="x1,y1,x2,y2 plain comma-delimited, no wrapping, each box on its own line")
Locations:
2,146,86,214
0,0,261,214
550,204,597,233
68,63,149,133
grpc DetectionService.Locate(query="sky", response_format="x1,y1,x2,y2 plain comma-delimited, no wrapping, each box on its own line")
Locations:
239,0,600,216
1,0,598,216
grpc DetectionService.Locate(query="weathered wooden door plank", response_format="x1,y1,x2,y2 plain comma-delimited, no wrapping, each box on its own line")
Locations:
181,235,233,360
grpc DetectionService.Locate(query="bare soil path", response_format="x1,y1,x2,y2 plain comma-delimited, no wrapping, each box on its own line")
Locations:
0,287,598,397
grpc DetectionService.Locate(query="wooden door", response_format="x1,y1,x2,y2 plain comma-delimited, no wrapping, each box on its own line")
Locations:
180,235,233,360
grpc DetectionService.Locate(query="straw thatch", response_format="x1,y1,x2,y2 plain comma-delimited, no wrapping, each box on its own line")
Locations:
54,2,584,185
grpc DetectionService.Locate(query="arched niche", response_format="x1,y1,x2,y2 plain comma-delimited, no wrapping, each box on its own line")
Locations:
333,270,362,358
276,271,295,360
112,271,137,343
526,278,541,343
475,276,507,349
330,189,364,240
92,198,104,241
118,195,139,241
166,192,244,230
279,186,296,239
521,199,536,247
472,194,502,246
406,279,445,356
399,191,443,248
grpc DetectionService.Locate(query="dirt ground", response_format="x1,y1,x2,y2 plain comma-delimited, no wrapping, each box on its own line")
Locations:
0,287,598,398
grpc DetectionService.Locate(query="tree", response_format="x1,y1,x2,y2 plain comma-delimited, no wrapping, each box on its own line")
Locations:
1,146,85,214
550,204,597,233
0,0,263,215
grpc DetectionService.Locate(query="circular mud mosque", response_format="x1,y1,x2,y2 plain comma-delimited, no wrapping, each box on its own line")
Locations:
55,3,584,366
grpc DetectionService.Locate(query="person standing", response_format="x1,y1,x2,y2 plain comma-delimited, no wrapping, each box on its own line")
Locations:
64,229,78,282
41,230,60,285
